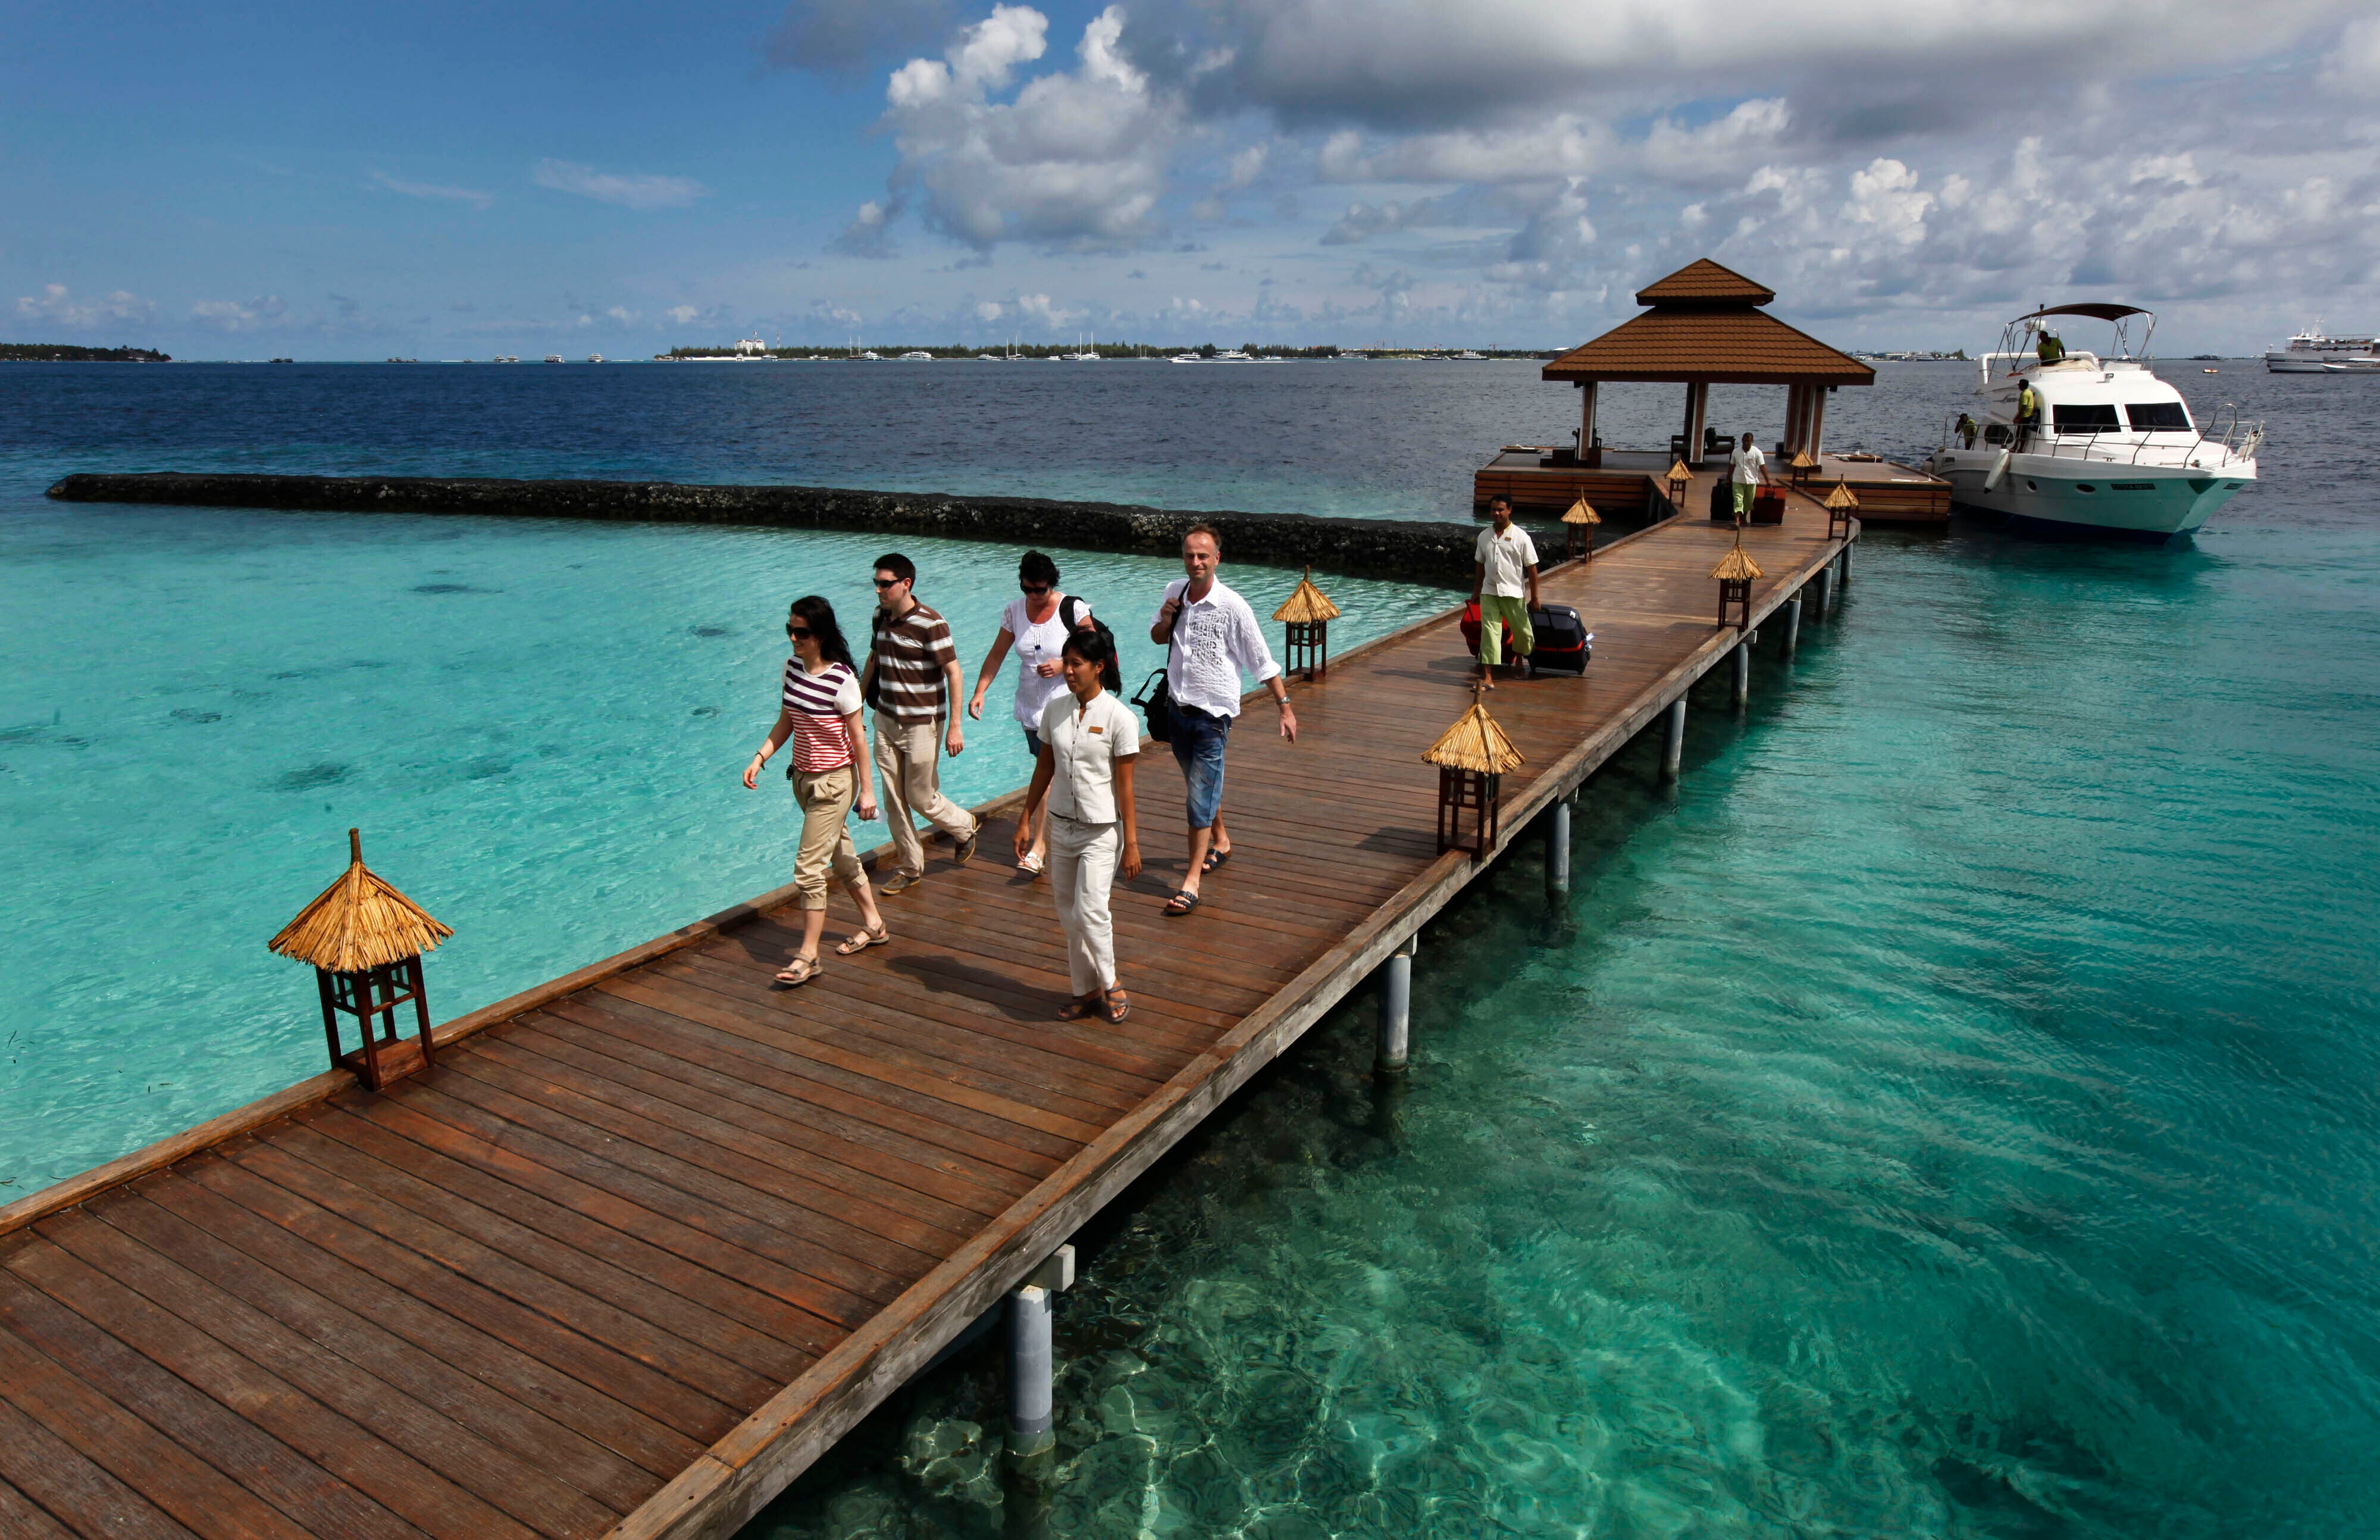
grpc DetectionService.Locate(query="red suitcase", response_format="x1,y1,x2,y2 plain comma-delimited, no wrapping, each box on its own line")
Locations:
1750,488,1787,524
1460,600,1515,659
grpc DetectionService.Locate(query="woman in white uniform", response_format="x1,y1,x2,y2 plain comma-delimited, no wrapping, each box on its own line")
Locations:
1016,625,1141,1022
967,550,1094,875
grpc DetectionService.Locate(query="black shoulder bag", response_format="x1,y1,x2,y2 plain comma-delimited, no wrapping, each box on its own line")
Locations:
1130,668,1172,743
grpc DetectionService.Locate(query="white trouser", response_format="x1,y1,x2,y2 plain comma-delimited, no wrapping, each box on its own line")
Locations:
1047,813,1119,996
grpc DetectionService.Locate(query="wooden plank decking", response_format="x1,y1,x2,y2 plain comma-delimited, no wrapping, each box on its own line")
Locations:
0,486,1858,1540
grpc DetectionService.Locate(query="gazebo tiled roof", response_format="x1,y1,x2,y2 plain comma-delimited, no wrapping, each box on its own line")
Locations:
1634,258,1775,307
1542,259,1875,387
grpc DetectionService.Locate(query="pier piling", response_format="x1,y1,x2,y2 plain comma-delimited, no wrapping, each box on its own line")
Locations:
1548,797,1572,894
1007,1246,1075,1468
1784,594,1803,655
1662,699,1687,778
1815,564,1833,615
1377,937,1416,1073
1731,642,1750,708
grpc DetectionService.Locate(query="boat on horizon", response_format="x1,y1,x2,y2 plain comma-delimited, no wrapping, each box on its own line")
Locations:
2264,325,2379,373
1924,303,2260,541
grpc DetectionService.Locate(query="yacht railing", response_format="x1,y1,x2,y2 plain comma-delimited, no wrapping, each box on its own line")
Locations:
1940,407,2263,470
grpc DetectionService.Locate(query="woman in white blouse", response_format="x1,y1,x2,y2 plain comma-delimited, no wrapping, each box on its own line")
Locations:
1016,625,1141,1023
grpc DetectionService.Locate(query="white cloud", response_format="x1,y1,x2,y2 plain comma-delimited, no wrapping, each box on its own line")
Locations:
531,159,709,210
831,198,901,258
1843,157,1933,248
665,304,701,324
605,305,639,323
2322,14,2380,92
873,5,1179,250
14,283,155,329
372,172,494,209
189,295,287,331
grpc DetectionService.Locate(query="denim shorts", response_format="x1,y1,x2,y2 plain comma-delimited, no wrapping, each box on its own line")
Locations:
1167,700,1232,830
1023,726,1044,756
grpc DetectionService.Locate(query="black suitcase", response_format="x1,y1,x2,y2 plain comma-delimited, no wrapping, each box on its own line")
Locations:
1709,475,1734,522
1529,603,1590,674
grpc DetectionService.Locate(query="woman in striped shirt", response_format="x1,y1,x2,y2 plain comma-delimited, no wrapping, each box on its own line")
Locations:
741,595,887,986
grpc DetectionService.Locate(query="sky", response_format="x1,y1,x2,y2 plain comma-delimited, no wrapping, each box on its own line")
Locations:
5,0,2378,356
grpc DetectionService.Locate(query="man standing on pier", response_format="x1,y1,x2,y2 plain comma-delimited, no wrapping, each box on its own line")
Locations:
1729,431,1769,524
865,553,978,894
1471,494,1539,690
1149,524,1295,916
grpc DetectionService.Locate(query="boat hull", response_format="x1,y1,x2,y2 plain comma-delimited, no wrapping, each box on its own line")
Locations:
1928,450,2252,538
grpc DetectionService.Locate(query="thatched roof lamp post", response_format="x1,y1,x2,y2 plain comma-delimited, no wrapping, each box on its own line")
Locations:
1562,496,1600,562
1273,567,1342,681
1711,536,1762,632
1666,459,1693,518
1423,684,1526,859
269,829,452,1092
1823,477,1859,541
1788,447,1820,489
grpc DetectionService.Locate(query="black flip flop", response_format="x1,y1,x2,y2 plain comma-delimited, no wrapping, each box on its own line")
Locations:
1202,847,1233,873
1163,890,1200,916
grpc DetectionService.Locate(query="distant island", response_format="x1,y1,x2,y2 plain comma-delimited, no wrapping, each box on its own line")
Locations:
2,343,171,362
661,340,1559,361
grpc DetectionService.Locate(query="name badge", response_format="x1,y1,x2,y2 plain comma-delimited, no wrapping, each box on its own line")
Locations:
1088,725,1103,734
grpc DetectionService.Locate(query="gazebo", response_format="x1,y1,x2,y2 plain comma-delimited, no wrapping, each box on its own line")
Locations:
1543,258,1875,467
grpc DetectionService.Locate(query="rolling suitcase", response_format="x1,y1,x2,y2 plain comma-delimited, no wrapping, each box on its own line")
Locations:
1750,487,1786,524
1710,476,1734,522
1460,599,1514,660
1528,603,1591,674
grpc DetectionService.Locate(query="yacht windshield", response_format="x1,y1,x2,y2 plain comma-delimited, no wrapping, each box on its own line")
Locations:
2125,401,2193,431
2052,403,2121,433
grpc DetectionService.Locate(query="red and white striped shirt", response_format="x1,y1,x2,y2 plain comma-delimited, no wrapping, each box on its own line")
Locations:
781,659,863,772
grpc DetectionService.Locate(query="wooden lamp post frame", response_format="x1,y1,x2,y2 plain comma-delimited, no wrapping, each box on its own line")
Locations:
318,955,436,1091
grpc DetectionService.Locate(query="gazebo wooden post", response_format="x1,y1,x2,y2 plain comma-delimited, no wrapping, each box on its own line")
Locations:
1577,381,1599,464
1683,381,1709,462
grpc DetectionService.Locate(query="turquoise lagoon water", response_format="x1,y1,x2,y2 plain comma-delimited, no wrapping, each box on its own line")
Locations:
0,506,1451,1191
754,525,2380,1539
5,362,2377,1534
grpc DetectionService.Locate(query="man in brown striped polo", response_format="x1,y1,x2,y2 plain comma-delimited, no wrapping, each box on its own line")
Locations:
863,552,979,894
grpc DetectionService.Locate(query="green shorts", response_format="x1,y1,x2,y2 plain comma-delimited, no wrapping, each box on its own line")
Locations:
1476,593,1534,666
1733,481,1757,517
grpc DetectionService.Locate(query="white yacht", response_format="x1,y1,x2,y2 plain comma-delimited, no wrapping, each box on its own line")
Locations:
1216,349,1253,362
2265,325,2380,373
1169,352,1202,363
1923,303,2260,540
900,350,934,361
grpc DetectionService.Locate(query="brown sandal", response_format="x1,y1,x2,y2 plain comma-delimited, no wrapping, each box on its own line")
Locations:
774,955,822,987
1056,994,1101,1021
1102,987,1130,1023
835,924,889,956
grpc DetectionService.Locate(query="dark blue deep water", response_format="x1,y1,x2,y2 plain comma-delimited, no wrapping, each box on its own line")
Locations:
4,359,2376,1536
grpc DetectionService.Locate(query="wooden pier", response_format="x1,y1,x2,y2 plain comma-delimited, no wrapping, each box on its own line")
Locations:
0,484,1858,1540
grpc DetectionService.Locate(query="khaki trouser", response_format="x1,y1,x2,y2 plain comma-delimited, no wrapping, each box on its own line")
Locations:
790,765,865,910
873,713,978,878
1047,814,1119,996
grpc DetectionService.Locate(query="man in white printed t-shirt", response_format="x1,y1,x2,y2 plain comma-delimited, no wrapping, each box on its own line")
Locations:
1147,524,1297,918
1471,494,1539,690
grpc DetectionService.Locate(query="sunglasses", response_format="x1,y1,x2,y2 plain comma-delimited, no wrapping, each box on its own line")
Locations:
785,624,813,639
873,577,901,589
1020,583,1051,594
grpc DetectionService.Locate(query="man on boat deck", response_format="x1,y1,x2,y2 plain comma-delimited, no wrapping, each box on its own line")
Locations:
864,553,978,893
2037,328,2066,364
2016,379,2041,448
1471,495,1538,690
1729,431,1769,524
